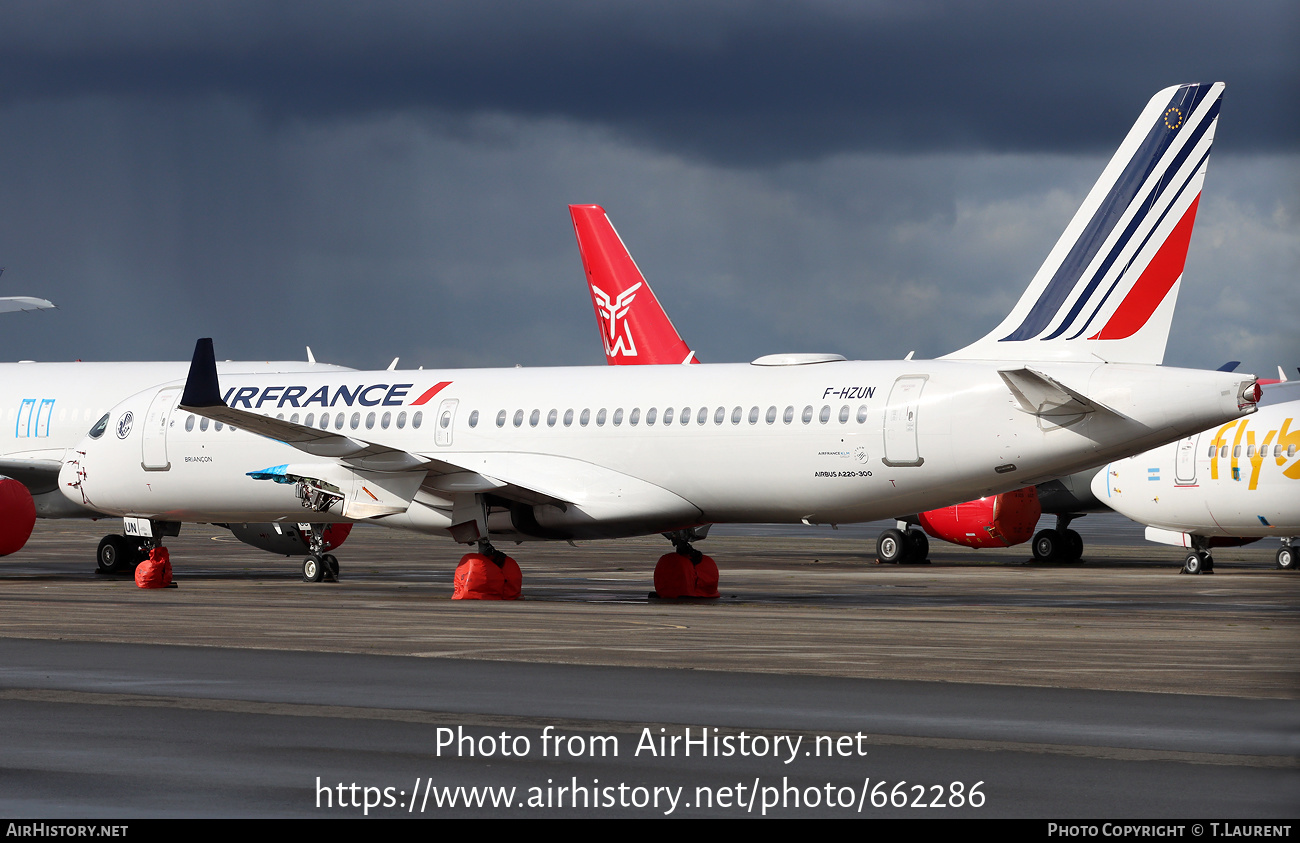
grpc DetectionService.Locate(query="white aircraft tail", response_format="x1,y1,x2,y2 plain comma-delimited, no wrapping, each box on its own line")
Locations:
946,82,1224,365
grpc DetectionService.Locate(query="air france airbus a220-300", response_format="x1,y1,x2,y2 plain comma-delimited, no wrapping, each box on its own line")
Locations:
59,83,1260,595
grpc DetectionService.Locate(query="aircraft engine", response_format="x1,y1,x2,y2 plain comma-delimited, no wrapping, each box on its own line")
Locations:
0,477,37,557
226,522,353,557
917,487,1041,549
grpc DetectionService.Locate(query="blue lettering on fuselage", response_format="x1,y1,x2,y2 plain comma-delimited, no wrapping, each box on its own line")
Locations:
278,386,308,408
224,383,417,409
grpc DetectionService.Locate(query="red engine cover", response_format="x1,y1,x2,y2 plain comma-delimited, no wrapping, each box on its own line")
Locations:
0,478,37,557
918,487,1042,549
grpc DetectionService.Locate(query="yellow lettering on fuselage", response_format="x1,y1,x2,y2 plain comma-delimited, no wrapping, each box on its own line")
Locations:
1209,417,1299,489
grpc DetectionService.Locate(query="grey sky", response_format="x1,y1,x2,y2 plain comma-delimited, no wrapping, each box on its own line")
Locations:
0,1,1295,376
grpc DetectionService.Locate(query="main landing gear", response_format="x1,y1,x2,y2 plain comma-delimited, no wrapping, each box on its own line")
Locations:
652,528,719,598
1181,536,1214,575
300,525,340,583
875,525,929,564
1276,539,1296,571
1030,515,1084,563
453,539,521,600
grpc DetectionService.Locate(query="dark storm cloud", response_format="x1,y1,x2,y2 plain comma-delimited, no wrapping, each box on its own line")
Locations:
1,0,1295,164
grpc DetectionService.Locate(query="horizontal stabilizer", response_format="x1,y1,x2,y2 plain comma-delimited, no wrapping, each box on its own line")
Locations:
998,367,1118,421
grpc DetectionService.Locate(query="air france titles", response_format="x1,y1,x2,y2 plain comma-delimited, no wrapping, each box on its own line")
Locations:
221,383,414,410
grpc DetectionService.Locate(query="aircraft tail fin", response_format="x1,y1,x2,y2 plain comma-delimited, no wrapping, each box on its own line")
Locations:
945,82,1224,365
569,204,699,365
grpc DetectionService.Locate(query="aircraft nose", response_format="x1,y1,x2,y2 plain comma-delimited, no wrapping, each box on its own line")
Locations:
1089,464,1114,501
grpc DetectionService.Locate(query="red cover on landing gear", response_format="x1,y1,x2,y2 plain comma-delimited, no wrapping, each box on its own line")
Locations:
134,547,173,589
453,552,522,600
653,552,719,598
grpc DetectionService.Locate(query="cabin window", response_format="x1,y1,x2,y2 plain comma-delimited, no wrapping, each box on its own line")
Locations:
397,411,408,429
1233,446,1241,458
547,409,557,427
748,406,759,424
1247,445,1256,457
646,407,657,426
783,406,794,424
819,405,831,424
413,411,424,429
529,409,540,427
802,405,813,424
185,415,195,432
365,412,376,430
765,406,777,424
714,407,725,425
348,413,359,430
1289,445,1297,457
731,406,742,425
290,413,300,424
613,408,624,426
200,417,210,432
496,410,506,428
513,410,524,428
630,408,640,426
464,411,475,429
1207,445,1215,458
563,409,574,427
838,405,850,424
215,422,224,432
596,409,607,426
857,405,868,424
305,413,315,428
697,407,708,425
580,409,591,427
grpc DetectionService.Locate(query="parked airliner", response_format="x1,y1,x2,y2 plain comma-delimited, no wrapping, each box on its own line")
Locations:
1094,381,1299,574
0,357,352,567
54,84,1260,590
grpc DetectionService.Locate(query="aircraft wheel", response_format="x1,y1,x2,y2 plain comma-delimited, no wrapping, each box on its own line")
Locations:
96,535,130,574
1064,529,1084,562
324,554,340,580
876,529,907,564
907,530,929,563
1182,552,1206,575
1031,529,1059,562
302,555,325,583
1277,546,1296,571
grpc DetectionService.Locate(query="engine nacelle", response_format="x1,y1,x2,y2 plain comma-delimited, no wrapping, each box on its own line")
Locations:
227,522,353,557
917,486,1042,549
0,478,37,557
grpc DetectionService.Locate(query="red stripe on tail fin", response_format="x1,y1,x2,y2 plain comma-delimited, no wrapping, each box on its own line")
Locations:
1090,194,1201,341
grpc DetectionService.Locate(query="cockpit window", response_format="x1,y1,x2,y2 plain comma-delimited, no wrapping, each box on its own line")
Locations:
88,413,110,439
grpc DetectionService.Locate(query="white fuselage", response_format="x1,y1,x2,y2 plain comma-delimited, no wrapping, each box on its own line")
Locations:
1,360,349,516
62,358,1255,542
1094,384,1299,540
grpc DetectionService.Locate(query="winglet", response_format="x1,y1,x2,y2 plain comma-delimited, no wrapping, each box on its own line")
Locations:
180,338,224,408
